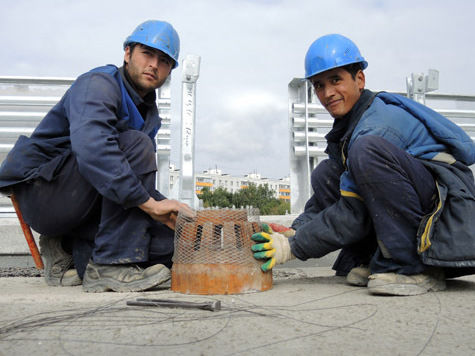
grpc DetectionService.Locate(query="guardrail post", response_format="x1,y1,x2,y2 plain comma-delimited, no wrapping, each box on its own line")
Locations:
155,77,171,196
179,54,201,209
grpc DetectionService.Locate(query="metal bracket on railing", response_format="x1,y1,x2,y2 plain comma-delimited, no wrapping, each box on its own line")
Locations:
179,54,201,208
406,69,439,104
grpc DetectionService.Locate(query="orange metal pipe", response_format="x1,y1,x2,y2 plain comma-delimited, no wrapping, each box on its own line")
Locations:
10,194,44,269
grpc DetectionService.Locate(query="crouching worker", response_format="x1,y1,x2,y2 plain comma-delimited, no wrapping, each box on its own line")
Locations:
252,34,475,296
0,20,192,292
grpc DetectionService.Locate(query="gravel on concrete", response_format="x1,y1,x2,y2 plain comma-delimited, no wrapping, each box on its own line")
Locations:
0,267,42,278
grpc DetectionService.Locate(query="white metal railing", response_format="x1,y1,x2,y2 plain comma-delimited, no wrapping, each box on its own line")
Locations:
0,77,75,165
288,72,475,214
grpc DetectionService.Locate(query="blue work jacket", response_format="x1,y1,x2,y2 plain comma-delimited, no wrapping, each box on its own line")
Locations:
0,65,162,208
340,92,475,197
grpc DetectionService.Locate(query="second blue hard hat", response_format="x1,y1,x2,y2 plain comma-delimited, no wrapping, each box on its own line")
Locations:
124,20,180,69
304,34,368,79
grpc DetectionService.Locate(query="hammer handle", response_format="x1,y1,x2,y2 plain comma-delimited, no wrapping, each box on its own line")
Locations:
128,299,220,311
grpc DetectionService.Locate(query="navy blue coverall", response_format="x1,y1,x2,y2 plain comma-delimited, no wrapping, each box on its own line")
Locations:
0,65,174,278
297,136,435,276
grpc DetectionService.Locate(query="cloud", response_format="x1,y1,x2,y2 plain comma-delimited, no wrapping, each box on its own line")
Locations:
224,90,286,114
190,90,289,177
2,0,475,179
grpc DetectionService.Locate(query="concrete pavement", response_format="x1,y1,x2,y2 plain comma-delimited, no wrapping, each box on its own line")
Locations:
1,267,474,356
1,215,475,355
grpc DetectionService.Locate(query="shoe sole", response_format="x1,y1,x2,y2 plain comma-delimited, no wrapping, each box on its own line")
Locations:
82,268,171,293
48,271,82,287
368,279,446,296
44,276,82,287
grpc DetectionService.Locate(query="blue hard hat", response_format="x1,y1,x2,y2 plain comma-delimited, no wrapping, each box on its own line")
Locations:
304,34,368,78
124,20,180,69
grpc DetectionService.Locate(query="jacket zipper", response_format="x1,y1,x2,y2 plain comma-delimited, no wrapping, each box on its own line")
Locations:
340,138,348,168
419,181,442,253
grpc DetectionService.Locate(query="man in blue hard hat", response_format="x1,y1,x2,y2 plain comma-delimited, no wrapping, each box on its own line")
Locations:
0,20,192,292
252,34,475,296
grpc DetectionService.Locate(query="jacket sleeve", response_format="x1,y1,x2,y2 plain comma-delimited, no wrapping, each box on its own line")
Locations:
289,196,372,260
66,72,150,208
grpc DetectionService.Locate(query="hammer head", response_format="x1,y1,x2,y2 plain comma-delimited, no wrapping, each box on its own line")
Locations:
208,300,221,312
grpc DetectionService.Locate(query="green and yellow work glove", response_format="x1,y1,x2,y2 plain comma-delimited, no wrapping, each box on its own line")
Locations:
251,223,295,272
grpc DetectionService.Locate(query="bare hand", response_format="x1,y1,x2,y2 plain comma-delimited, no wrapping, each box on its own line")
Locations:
139,198,194,230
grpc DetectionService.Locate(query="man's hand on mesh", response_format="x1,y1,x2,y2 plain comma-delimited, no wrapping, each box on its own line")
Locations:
251,223,295,272
139,198,194,230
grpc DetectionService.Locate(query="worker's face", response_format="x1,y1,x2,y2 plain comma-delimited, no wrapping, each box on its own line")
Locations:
310,67,365,119
124,44,174,97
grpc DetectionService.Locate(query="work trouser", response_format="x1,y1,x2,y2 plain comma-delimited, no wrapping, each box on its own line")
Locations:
310,135,436,275
14,131,174,278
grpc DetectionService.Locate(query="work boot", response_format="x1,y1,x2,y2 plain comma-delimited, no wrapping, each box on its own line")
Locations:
82,261,171,293
367,268,446,296
39,235,82,286
346,265,371,286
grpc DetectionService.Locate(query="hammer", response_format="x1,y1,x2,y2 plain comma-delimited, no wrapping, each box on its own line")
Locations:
127,298,221,312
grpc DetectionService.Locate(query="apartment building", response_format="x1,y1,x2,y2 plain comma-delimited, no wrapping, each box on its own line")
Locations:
169,166,290,200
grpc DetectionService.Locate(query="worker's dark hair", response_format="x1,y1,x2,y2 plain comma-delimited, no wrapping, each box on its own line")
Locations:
126,42,139,54
124,42,137,67
123,42,174,67
341,62,364,79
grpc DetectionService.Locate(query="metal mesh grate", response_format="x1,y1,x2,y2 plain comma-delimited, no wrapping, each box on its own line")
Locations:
173,208,261,265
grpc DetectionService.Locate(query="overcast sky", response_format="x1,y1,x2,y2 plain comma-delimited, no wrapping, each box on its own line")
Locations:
2,0,475,179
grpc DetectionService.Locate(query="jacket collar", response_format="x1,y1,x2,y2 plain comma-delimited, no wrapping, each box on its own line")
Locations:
325,89,375,144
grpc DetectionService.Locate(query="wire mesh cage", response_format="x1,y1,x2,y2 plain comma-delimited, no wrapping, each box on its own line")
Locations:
171,208,273,295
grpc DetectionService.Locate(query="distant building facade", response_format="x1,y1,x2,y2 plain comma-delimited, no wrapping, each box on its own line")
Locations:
169,165,290,200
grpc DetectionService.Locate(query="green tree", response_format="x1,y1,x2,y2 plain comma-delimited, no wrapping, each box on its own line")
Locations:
261,199,290,215
199,187,213,208
211,187,233,208
199,186,232,208
198,183,289,215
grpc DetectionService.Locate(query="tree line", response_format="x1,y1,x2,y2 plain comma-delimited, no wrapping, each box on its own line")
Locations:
198,183,290,215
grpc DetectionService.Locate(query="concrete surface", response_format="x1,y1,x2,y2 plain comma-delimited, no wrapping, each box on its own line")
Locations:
1,267,474,356
1,215,475,355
